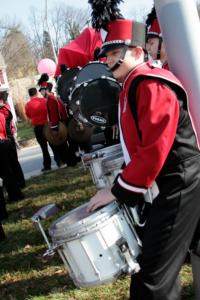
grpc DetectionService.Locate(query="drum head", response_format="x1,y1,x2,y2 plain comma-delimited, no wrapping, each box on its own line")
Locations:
69,62,121,126
57,68,80,104
75,62,112,86
67,118,94,143
80,78,120,126
49,201,119,240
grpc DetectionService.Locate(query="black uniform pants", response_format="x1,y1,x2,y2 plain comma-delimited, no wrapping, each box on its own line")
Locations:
0,140,23,201
9,137,25,188
130,157,200,300
34,125,51,169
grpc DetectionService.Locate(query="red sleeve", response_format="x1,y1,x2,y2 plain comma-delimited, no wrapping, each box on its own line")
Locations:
47,94,59,129
112,79,180,202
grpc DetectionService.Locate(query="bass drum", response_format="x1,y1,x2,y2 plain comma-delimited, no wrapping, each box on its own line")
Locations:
48,201,141,288
57,67,80,104
67,118,94,143
43,121,68,146
69,62,121,127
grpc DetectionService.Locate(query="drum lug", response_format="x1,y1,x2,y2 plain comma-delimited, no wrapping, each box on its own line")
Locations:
116,237,140,274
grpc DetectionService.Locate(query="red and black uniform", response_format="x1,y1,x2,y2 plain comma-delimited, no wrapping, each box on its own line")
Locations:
47,93,68,129
46,93,79,166
0,103,25,188
0,113,7,240
0,112,23,203
25,96,52,170
111,62,200,300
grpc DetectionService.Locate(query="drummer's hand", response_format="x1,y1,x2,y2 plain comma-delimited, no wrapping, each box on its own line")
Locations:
87,188,115,212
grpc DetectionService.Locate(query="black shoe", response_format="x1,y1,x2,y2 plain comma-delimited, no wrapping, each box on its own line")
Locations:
41,167,52,172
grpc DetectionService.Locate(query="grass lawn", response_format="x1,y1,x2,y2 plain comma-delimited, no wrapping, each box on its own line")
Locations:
0,166,194,300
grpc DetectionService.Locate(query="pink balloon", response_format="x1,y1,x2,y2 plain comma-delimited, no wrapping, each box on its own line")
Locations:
37,58,56,76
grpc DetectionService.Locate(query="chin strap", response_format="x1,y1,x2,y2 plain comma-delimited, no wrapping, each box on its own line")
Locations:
110,45,129,72
156,37,163,60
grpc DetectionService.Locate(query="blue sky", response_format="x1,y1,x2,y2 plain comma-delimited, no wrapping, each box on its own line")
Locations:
0,0,153,27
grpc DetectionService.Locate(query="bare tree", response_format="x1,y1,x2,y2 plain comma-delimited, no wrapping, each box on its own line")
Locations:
27,3,90,63
0,17,20,40
0,19,35,79
27,7,45,63
60,6,90,42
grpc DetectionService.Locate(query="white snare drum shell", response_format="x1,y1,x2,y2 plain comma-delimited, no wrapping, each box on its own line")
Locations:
84,144,123,189
101,153,124,187
49,202,141,288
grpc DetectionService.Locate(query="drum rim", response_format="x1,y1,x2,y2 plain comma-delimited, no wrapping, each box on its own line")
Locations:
102,155,124,170
70,76,120,101
84,143,122,157
73,61,112,85
49,201,119,241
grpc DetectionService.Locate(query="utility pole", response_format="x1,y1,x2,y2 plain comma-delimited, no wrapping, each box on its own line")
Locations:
44,0,58,63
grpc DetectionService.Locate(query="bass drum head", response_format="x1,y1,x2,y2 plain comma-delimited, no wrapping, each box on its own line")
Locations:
57,68,80,104
80,78,120,127
67,118,94,143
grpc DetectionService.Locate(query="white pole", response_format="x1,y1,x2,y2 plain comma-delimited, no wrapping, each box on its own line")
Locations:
155,0,200,146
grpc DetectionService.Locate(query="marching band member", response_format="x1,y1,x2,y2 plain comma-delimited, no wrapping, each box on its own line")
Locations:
146,6,169,70
0,113,8,241
146,4,200,299
38,74,79,167
0,90,25,189
87,0,200,299
25,87,54,171
0,110,24,202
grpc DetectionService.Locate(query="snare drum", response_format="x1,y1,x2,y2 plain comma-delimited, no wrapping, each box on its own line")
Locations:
48,201,141,288
101,153,124,186
83,144,123,189
69,61,121,127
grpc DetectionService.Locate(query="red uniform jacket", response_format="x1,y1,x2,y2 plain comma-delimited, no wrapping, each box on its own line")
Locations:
47,93,68,130
111,62,198,201
0,103,16,135
25,97,48,126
